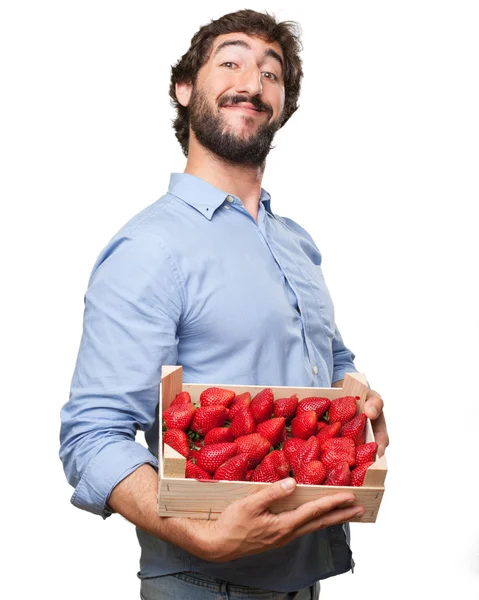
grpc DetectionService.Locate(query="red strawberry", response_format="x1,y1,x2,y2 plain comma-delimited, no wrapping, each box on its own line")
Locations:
163,402,195,431
185,460,212,480
163,429,190,458
355,442,378,466
196,443,238,474
321,437,356,469
351,461,374,486
324,461,351,486
189,405,228,436
228,392,251,419
200,387,235,407
229,407,256,438
245,469,254,481
262,449,290,478
283,438,306,463
189,448,201,461
233,433,271,469
251,459,281,483
214,454,249,481
340,413,367,446
297,397,331,419
295,460,326,485
170,391,192,407
250,388,274,424
328,396,357,425
317,421,342,447
273,394,298,420
204,427,234,445
317,421,328,433
256,417,285,447
290,436,320,472
291,410,317,440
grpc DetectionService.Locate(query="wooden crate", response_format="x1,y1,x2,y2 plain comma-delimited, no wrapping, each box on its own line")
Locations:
158,366,387,522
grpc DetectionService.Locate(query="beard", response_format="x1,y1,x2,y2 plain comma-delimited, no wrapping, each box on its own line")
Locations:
187,84,283,168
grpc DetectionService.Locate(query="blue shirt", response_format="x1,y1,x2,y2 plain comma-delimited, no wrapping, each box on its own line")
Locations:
60,172,358,592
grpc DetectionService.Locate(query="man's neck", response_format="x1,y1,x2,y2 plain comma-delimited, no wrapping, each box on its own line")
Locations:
184,142,266,223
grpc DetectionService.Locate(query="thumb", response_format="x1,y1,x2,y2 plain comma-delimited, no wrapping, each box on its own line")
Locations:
245,478,297,515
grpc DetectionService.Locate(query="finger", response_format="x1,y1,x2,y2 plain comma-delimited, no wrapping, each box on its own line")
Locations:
243,477,297,515
291,505,365,539
364,393,384,419
280,492,357,530
371,412,389,453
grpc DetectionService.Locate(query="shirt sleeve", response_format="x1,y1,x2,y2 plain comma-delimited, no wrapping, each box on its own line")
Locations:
59,231,184,519
331,324,359,385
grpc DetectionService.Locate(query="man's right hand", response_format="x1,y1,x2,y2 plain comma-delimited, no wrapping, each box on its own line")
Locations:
177,477,364,562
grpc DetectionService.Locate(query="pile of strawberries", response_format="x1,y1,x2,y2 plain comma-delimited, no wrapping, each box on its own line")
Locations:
162,387,378,487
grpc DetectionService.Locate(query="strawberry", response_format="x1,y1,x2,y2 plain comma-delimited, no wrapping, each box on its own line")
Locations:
245,469,254,481
355,442,378,466
328,396,357,425
320,437,356,469
229,407,256,438
340,413,367,446
189,448,201,461
262,449,290,478
283,437,306,463
297,397,331,419
251,459,281,483
163,402,195,431
189,405,228,436
291,410,317,440
351,461,374,486
250,388,274,424
214,454,249,481
233,433,271,469
317,421,341,447
256,417,285,447
185,460,212,480
163,429,190,458
290,436,320,472
170,391,192,407
324,461,351,486
196,443,238,474
295,460,326,485
204,427,234,445
200,387,235,407
273,394,298,421
228,392,251,419
317,421,328,433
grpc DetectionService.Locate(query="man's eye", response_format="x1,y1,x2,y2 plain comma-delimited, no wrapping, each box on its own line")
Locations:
221,62,237,68
263,72,278,81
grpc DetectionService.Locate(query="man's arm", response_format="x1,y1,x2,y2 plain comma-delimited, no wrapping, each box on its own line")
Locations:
59,232,183,517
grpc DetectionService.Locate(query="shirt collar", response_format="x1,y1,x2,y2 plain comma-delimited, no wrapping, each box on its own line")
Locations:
167,172,273,220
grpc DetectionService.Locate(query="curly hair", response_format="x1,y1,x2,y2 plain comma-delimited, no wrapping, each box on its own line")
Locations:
169,9,304,157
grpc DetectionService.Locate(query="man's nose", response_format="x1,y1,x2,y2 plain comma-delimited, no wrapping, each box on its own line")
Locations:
234,66,263,97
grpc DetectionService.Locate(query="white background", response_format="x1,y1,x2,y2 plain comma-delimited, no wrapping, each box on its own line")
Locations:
1,1,478,598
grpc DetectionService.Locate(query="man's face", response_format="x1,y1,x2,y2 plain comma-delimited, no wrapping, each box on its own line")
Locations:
183,32,286,167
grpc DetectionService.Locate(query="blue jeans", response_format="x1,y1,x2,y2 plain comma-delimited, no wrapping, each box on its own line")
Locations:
140,571,320,599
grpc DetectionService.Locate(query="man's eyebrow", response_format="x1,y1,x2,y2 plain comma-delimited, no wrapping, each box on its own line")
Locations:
212,39,284,74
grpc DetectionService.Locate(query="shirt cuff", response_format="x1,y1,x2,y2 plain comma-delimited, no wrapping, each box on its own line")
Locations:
70,441,158,519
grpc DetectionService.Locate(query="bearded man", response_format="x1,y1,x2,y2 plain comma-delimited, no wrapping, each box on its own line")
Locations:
60,9,388,600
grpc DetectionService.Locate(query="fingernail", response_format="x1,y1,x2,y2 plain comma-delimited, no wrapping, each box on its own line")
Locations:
368,407,378,418
354,509,365,517
281,478,295,491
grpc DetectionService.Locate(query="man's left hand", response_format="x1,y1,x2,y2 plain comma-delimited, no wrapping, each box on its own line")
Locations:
363,389,389,457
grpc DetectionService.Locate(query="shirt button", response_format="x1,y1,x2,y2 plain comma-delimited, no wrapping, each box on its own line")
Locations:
226,195,234,203
312,365,318,375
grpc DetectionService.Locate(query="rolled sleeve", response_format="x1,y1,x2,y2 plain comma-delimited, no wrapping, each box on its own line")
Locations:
59,231,184,518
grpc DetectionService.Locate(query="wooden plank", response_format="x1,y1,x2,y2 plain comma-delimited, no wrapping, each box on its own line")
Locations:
163,443,187,478
158,478,384,523
342,372,369,413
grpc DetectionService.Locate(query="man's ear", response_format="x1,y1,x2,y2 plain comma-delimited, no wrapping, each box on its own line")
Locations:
176,81,193,108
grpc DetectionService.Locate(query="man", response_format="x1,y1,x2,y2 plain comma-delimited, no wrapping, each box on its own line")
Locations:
60,9,388,599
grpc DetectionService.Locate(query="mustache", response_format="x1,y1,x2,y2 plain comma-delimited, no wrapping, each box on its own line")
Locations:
220,96,272,115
